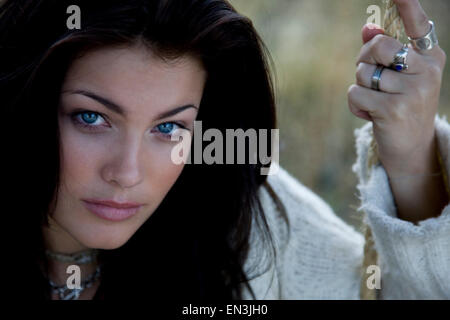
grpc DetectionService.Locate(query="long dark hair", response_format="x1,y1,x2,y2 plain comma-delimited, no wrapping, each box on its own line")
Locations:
1,0,289,300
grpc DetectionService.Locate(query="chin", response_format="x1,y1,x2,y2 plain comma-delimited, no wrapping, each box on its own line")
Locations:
74,229,132,251
82,238,128,251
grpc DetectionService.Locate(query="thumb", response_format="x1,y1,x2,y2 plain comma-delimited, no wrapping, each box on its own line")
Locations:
362,23,385,44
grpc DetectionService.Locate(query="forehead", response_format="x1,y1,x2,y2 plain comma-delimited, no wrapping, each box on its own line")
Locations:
61,43,207,113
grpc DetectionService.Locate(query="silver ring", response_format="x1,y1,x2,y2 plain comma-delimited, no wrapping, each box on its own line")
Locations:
408,20,439,51
371,65,385,91
391,44,409,72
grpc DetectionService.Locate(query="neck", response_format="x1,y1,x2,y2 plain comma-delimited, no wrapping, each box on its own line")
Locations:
42,216,99,286
42,216,89,254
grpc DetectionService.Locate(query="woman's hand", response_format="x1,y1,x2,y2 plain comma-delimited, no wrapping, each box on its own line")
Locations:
348,0,448,223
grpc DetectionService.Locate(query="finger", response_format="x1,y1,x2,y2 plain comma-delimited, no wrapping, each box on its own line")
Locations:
362,23,385,44
357,34,427,74
347,84,395,119
394,0,445,63
348,102,373,122
393,0,430,39
356,63,411,94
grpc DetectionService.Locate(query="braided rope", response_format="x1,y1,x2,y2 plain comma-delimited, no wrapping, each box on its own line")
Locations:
383,0,404,40
360,132,381,300
359,1,403,300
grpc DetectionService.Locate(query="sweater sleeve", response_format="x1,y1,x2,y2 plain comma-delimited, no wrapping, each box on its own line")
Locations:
352,114,450,299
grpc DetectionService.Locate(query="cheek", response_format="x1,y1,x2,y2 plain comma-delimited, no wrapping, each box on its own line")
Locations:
144,144,186,201
58,124,105,191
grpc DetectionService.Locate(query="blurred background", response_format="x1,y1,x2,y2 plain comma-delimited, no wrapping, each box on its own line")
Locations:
229,0,450,231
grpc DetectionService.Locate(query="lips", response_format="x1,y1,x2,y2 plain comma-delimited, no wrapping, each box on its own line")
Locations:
82,199,143,222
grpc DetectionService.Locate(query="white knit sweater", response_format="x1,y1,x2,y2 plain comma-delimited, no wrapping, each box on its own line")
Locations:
242,114,450,299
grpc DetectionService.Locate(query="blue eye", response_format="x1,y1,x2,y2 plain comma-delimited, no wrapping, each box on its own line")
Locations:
157,123,176,134
71,110,108,131
70,109,187,139
81,112,98,124
152,122,187,140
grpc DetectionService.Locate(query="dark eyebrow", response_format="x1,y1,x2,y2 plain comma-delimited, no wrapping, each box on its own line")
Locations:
155,104,198,120
62,89,198,120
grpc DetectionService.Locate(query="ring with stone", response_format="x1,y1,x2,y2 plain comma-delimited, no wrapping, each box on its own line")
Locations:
390,44,409,72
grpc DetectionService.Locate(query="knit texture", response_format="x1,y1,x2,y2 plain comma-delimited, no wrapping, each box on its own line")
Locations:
242,114,450,299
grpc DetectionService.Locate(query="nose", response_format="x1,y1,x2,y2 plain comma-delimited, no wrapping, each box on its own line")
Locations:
101,136,144,189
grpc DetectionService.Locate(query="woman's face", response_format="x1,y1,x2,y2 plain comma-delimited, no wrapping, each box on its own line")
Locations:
50,43,206,250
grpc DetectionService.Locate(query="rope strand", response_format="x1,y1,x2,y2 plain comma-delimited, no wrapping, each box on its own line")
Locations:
383,0,404,40
360,2,405,300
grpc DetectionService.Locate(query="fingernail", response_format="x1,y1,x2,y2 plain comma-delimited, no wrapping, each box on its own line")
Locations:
366,23,382,29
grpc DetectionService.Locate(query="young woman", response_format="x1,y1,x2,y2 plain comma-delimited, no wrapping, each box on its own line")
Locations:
1,0,449,300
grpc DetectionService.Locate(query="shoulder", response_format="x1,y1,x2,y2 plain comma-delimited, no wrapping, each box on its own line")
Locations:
247,166,365,299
